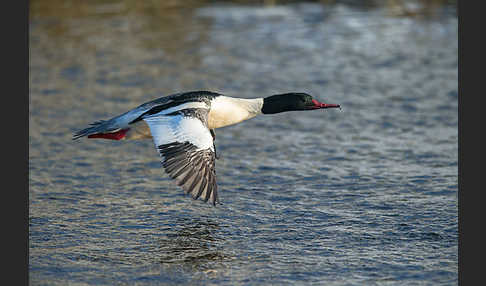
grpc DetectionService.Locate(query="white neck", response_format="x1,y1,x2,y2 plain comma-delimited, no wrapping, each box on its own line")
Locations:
208,96,263,129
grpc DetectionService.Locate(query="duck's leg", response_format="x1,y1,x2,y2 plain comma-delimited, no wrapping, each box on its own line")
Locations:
210,129,220,160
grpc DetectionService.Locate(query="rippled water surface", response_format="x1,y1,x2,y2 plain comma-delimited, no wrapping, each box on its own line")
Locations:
29,1,457,285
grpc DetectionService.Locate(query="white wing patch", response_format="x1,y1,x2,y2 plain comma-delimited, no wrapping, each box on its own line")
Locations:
143,111,218,205
143,114,214,152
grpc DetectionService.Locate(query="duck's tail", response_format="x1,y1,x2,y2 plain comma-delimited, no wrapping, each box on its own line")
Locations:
72,120,128,140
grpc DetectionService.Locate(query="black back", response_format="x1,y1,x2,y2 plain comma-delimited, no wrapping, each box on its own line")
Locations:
130,90,222,124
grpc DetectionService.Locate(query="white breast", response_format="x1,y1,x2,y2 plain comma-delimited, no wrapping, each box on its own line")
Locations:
208,96,263,129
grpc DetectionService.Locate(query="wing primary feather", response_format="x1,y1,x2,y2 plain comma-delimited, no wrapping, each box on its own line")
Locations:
145,109,219,205
165,158,190,175
212,173,219,205
177,165,198,188
182,157,204,190
194,169,208,200
171,153,200,179
204,175,213,203
187,169,203,199
210,179,218,205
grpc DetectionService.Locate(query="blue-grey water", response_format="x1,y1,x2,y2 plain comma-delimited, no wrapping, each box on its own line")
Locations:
29,1,457,285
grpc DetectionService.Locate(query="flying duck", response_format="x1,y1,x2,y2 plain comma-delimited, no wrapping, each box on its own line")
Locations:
73,91,340,205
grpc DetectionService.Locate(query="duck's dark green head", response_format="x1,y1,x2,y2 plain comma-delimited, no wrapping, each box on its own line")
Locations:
261,92,340,114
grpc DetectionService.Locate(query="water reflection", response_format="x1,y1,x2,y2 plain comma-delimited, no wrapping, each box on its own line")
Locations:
157,217,227,269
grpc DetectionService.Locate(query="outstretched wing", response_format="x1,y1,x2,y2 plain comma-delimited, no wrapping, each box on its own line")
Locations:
143,108,218,205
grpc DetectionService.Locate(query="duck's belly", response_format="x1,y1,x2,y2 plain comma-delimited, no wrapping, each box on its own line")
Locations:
125,120,152,140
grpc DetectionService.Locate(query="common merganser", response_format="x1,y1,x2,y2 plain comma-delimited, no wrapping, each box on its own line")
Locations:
73,91,340,205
